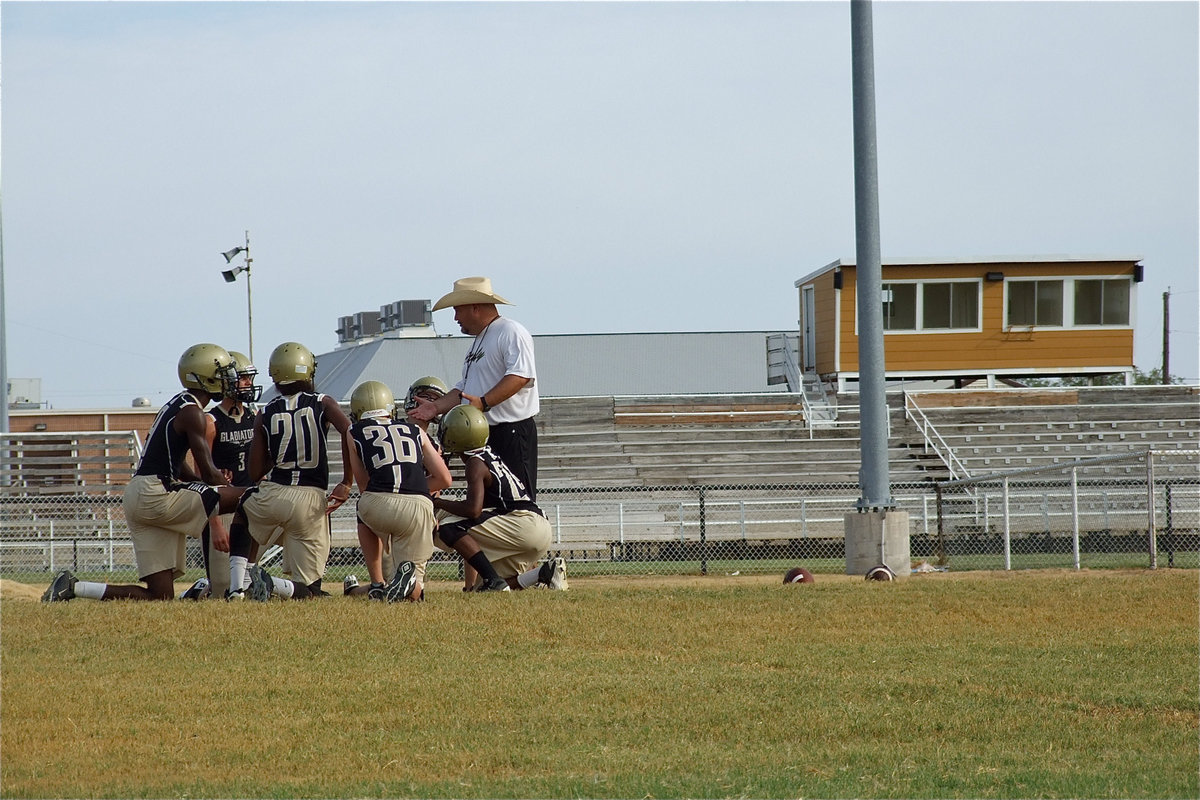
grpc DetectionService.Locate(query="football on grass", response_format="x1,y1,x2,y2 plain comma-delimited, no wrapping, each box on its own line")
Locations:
783,567,814,584
865,564,896,581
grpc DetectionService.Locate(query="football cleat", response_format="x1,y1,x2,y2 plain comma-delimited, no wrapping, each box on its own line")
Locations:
246,565,274,602
343,574,360,596
476,577,512,593
224,589,245,602
366,582,386,601
180,577,211,600
385,561,418,604
42,569,77,602
538,557,568,591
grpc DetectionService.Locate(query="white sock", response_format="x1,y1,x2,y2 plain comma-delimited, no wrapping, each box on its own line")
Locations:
242,562,255,591
271,577,294,598
75,581,107,600
229,557,248,594
516,566,540,589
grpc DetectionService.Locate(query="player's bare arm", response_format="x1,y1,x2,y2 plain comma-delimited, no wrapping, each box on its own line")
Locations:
247,411,271,483
345,435,370,495
203,411,234,484
432,457,490,519
177,403,228,486
323,394,353,509
409,388,462,423
420,429,453,493
462,373,530,413
209,511,231,553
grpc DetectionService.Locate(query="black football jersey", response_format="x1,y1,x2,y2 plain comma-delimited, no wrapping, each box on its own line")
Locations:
210,404,256,487
350,419,431,496
135,391,203,480
465,445,540,515
259,392,331,489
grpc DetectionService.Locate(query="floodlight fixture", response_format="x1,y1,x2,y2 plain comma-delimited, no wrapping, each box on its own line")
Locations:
219,231,254,362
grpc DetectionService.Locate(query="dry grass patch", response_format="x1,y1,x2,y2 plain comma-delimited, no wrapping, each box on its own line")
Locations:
2,570,1197,798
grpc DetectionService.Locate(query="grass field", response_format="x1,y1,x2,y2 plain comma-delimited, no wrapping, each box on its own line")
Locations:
2,569,1197,799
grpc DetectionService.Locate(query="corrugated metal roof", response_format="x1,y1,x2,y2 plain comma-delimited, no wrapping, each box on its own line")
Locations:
307,331,792,401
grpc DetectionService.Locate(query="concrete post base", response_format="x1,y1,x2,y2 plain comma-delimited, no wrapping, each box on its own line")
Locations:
844,510,911,577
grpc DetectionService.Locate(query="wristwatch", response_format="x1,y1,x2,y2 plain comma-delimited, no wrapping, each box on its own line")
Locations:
480,396,491,412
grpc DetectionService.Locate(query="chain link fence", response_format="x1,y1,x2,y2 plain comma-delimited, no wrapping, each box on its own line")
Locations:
3,449,1194,585
928,449,1199,570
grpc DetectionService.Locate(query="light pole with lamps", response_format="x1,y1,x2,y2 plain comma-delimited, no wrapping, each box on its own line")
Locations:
220,230,254,363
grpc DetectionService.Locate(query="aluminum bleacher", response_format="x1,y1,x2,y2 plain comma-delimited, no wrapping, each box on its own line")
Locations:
534,394,929,488
902,385,1199,478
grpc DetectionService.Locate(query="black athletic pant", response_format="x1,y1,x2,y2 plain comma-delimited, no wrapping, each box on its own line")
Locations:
487,416,538,501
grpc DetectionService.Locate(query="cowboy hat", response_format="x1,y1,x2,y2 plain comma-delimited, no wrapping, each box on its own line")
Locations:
432,276,513,311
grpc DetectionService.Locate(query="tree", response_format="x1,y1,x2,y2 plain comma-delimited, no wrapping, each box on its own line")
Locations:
1022,367,1183,388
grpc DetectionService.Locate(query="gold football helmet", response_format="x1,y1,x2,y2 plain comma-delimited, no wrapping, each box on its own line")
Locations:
227,351,262,404
350,380,396,423
404,375,449,413
439,404,489,453
267,342,317,386
178,343,236,396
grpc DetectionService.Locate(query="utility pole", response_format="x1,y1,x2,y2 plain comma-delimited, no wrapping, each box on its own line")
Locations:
1162,288,1170,384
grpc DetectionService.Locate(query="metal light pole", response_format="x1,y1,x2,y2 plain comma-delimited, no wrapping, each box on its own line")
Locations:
843,0,910,578
851,0,892,509
221,230,254,363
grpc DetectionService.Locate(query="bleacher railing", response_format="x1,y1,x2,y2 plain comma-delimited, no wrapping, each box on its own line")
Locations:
904,393,972,480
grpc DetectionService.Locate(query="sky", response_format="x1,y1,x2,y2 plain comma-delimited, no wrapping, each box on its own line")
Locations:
2,0,1197,410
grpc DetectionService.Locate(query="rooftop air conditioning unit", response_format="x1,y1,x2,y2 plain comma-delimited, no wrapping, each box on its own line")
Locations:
380,300,432,330
337,312,383,343
354,311,382,337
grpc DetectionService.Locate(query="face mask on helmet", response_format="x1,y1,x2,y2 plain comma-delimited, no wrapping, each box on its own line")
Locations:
227,351,263,404
178,343,236,397
404,376,449,413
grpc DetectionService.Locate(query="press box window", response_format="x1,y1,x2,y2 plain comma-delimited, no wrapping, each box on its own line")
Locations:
1008,280,1063,327
922,282,979,329
881,284,916,330
878,281,979,332
1074,279,1130,325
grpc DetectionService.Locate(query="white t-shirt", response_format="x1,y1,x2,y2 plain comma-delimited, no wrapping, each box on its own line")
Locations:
455,315,539,423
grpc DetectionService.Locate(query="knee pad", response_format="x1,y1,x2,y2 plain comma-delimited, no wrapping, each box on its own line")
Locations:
438,521,470,547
